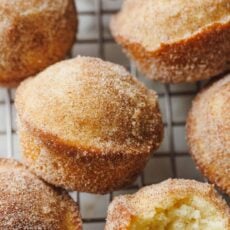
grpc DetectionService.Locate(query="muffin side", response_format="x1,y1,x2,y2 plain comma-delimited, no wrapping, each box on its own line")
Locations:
0,0,77,87
186,76,230,195
19,120,150,193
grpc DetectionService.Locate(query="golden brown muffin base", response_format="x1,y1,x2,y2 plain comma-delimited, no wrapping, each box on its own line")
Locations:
0,0,77,88
0,158,82,230
111,21,230,83
105,179,230,230
186,76,230,195
19,120,151,194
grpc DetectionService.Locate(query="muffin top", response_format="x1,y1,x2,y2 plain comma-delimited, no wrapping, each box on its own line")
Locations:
16,56,163,155
106,179,230,229
126,179,228,215
0,158,82,229
0,0,77,86
187,75,230,195
111,0,230,50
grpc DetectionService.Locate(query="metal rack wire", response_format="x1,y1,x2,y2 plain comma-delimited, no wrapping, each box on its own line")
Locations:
2,0,228,229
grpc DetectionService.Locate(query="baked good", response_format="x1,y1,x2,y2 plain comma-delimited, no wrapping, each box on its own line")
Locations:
110,0,230,83
0,0,77,87
105,179,230,230
15,56,163,194
0,158,82,229
186,75,230,195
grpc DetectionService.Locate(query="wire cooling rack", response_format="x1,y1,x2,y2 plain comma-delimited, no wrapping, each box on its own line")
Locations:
0,0,228,229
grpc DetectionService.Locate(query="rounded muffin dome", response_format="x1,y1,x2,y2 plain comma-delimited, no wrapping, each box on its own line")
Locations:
187,75,230,195
105,179,230,230
0,158,82,229
0,0,77,87
16,56,163,193
16,56,163,155
111,0,230,83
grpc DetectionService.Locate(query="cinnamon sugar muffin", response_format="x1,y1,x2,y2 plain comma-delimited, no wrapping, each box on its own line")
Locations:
0,158,82,229
187,75,230,195
0,0,77,87
105,179,230,230
15,56,163,194
111,0,230,83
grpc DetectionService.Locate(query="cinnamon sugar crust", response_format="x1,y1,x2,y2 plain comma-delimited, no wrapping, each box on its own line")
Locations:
16,56,163,193
19,121,150,193
0,158,82,229
111,0,230,83
187,75,230,195
0,0,77,87
105,179,230,230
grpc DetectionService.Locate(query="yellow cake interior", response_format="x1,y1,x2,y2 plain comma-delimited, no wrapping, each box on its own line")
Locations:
129,196,226,230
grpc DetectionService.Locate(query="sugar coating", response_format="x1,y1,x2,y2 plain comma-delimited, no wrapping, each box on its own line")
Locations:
112,0,230,50
0,158,82,229
19,120,150,193
105,179,230,230
111,0,230,83
187,75,230,195
16,56,163,155
0,0,77,87
16,56,163,193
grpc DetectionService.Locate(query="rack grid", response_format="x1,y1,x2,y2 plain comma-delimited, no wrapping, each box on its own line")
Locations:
1,1,228,229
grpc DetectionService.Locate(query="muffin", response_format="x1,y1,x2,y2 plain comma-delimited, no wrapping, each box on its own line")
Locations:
0,0,77,87
0,158,82,229
15,56,163,194
111,0,230,83
105,179,230,230
187,75,230,195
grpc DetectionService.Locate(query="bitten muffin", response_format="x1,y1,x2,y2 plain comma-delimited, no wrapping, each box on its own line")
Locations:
0,0,77,87
0,158,82,229
111,0,230,83
186,75,230,195
105,179,230,230
15,56,163,194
